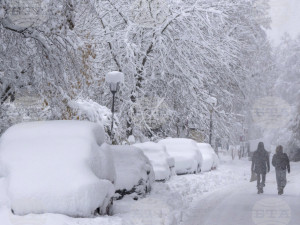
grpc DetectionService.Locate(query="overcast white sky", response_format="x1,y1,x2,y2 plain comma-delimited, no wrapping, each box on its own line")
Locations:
268,0,300,45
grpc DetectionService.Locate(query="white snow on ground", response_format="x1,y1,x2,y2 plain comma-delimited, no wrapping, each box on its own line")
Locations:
112,158,252,225
0,121,115,217
182,162,300,225
134,142,174,181
1,151,298,225
0,177,9,207
0,156,250,225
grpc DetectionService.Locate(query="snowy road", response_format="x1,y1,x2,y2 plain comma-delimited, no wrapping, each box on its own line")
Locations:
182,163,300,225
1,159,298,225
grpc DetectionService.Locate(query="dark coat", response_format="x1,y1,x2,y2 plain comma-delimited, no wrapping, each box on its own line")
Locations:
272,152,290,172
251,149,270,174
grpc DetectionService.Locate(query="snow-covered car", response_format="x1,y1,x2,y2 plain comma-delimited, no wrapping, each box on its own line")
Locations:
0,121,115,217
106,144,155,200
133,142,175,181
158,138,202,175
197,143,219,172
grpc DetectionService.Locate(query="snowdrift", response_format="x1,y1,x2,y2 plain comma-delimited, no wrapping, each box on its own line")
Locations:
0,121,115,217
158,138,202,175
134,142,175,181
106,144,154,200
197,143,219,172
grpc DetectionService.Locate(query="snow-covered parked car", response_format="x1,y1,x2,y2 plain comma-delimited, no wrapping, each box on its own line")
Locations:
106,144,155,200
0,121,115,217
158,138,202,175
133,142,175,181
197,143,219,172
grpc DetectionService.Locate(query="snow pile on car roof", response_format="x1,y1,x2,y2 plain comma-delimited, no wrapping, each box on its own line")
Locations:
158,138,202,175
0,120,115,217
105,144,154,199
197,143,219,172
134,142,174,181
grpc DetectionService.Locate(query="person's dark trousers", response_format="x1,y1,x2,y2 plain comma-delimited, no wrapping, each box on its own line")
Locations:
257,173,266,189
275,169,287,191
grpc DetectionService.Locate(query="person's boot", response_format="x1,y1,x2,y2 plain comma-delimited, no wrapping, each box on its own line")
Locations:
257,186,263,194
281,187,284,195
278,188,283,195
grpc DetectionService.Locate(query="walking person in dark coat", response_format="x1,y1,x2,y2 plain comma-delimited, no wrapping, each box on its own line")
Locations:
251,142,270,194
272,145,290,195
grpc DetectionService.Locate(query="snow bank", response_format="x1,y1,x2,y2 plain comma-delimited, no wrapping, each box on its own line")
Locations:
197,143,219,172
113,159,252,225
158,138,201,175
106,144,154,199
0,120,115,217
0,178,9,208
133,142,175,181
0,148,254,225
0,207,123,225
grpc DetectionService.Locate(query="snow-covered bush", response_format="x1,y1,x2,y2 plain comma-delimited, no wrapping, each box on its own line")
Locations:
158,138,201,175
0,120,115,217
106,144,154,200
69,98,121,142
133,142,175,181
197,143,219,172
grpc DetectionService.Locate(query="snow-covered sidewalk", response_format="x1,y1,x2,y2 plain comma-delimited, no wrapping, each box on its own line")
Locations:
113,159,251,225
0,158,252,225
182,162,300,225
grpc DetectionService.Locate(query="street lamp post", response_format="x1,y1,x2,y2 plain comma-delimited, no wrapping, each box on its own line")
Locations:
209,106,213,145
105,71,124,142
207,97,217,146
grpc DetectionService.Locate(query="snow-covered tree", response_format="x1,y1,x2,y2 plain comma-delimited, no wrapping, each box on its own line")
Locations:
83,0,273,143
271,35,300,159
0,0,88,132
0,0,274,145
